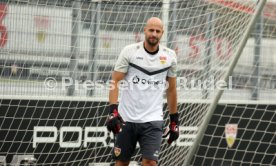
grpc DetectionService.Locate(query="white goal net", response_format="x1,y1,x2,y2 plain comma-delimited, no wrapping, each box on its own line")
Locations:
0,0,274,165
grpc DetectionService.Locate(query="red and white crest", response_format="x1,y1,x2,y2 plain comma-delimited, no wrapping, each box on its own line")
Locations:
225,124,238,148
114,147,121,157
159,56,167,64
34,16,50,43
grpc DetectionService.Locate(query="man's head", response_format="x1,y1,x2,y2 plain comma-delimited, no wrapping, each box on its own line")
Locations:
144,17,164,46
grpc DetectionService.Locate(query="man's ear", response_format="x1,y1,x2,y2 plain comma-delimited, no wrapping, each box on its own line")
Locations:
160,29,164,38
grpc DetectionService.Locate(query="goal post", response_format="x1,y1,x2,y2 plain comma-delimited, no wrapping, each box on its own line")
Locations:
184,0,268,165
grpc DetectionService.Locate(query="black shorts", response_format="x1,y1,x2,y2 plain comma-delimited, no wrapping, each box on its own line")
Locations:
113,121,163,162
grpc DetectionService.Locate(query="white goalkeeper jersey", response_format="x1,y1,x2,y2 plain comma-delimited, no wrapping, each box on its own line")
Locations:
114,42,177,123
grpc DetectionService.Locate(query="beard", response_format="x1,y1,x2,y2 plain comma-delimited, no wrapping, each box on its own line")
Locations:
146,36,159,46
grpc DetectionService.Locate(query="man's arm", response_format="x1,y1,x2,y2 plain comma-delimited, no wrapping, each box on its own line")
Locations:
107,71,125,134
107,45,129,134
163,76,179,144
109,71,125,104
166,76,177,114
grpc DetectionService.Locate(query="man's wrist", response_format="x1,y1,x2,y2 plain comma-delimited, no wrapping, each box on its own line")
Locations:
109,104,118,114
169,112,179,124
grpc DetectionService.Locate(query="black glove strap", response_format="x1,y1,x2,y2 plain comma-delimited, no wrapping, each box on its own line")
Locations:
109,104,118,114
170,113,179,124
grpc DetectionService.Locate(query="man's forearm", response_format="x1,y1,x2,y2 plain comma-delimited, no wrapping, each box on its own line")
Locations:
109,71,125,104
109,80,119,104
167,88,177,114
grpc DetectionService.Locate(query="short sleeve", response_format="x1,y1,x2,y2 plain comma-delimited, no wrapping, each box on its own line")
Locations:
167,52,177,77
114,47,129,73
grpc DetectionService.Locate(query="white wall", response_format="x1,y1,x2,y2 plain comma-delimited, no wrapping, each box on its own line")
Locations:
0,4,275,72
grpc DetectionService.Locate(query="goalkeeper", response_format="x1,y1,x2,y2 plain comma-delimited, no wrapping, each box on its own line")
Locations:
107,17,178,166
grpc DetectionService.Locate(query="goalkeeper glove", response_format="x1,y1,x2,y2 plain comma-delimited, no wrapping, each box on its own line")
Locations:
106,104,124,134
162,113,179,145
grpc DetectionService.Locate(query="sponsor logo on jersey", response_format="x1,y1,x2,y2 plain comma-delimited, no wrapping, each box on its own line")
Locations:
114,147,121,157
136,56,143,60
132,75,164,85
132,76,140,84
159,56,167,64
225,124,238,148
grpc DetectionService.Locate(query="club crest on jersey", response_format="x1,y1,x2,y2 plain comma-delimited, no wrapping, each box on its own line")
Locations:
225,124,238,148
159,56,167,64
114,147,121,157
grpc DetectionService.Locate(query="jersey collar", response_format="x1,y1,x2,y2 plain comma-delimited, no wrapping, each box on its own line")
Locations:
143,42,159,55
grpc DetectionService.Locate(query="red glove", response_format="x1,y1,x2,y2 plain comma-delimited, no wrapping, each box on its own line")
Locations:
106,104,124,134
162,113,179,144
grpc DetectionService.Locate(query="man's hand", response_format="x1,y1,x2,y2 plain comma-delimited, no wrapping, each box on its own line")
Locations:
162,113,179,144
106,104,124,134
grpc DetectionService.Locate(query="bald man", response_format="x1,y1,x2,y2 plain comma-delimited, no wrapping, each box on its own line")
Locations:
107,17,179,166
